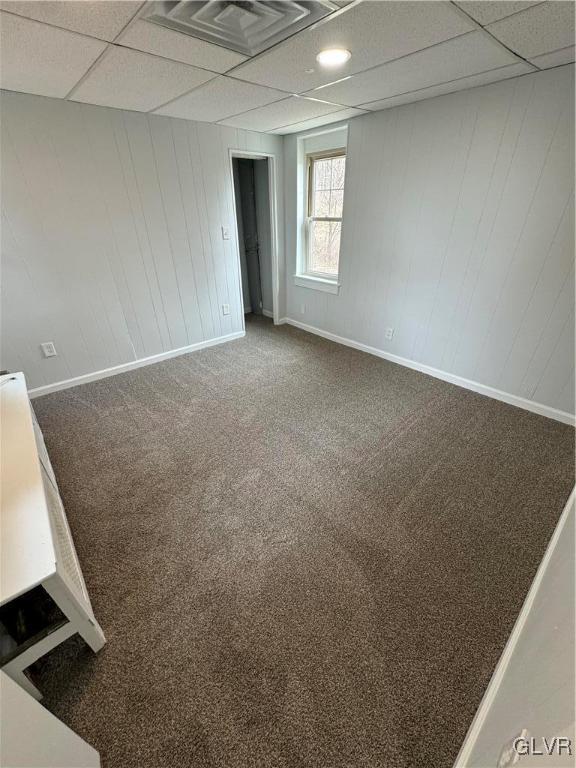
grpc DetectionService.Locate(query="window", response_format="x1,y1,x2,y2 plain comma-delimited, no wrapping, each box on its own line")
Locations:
305,149,346,280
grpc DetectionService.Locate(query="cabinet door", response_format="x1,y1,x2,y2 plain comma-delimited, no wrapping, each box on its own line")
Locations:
40,464,91,609
30,412,57,488
0,671,100,768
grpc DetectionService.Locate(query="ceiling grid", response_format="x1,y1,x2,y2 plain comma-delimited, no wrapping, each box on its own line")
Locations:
0,0,573,134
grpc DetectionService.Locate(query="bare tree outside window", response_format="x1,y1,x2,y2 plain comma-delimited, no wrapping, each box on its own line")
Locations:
306,150,346,277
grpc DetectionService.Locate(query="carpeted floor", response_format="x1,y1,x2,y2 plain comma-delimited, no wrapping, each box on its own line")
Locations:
32,315,574,768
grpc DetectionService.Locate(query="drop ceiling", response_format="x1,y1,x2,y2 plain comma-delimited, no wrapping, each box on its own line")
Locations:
0,0,573,135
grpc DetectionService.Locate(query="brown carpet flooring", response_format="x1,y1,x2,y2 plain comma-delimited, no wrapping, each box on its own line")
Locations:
32,315,574,768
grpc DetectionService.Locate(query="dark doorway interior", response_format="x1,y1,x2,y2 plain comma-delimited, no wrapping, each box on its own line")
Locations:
232,157,272,318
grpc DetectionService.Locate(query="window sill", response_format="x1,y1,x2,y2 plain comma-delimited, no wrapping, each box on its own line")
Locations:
293,274,340,294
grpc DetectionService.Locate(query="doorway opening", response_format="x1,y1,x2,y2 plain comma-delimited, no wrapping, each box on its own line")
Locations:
232,156,274,321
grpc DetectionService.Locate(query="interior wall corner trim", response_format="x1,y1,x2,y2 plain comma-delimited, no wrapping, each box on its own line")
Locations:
282,318,576,426
27,331,245,399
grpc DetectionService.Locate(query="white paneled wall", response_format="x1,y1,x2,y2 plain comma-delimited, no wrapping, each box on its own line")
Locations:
284,65,575,417
2,66,574,416
0,91,283,390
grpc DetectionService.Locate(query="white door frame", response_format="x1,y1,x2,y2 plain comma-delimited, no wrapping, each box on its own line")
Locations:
229,149,280,328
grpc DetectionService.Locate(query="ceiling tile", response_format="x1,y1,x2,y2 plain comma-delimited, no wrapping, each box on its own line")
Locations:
229,1,475,93
486,1,575,59
0,11,107,98
220,96,343,132
117,19,247,73
154,77,287,122
70,46,216,112
359,62,535,112
0,1,141,42
454,1,543,26
272,107,367,134
307,31,521,107
530,46,575,69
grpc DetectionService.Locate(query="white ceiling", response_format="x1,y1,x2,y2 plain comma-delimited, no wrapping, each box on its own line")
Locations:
117,17,248,72
0,0,573,135
229,1,476,92
71,46,217,112
0,0,141,41
483,0,575,58
307,30,521,106
154,76,287,122
221,94,345,131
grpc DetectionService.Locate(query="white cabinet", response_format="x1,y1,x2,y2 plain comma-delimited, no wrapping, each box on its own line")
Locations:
0,671,100,768
0,373,105,699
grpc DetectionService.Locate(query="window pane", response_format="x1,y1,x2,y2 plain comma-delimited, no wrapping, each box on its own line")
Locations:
330,157,346,191
329,189,344,217
309,220,341,276
311,155,346,217
314,190,331,217
314,158,332,191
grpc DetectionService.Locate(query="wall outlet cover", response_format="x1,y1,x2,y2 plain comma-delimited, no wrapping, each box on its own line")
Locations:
221,225,231,240
385,327,394,340
40,342,57,358
222,304,230,315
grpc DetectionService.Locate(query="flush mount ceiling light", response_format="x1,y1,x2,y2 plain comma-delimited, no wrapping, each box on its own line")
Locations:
316,48,351,67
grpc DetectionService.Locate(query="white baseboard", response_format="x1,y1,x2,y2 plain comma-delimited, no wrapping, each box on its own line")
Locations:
453,486,575,766
280,317,575,426
28,331,245,398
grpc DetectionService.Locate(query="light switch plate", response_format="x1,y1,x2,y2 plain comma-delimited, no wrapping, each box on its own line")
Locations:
221,226,231,240
222,304,230,315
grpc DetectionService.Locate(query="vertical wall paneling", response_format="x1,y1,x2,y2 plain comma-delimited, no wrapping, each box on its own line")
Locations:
284,65,575,416
0,91,283,389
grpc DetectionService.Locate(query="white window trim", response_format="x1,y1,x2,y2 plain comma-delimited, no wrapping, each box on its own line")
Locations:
294,137,346,293
293,274,340,294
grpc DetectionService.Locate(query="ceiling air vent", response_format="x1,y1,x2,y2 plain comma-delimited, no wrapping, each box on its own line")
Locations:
143,1,339,57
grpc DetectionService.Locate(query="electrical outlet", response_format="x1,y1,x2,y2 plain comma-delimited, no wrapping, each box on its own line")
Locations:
385,327,394,340
222,304,230,316
300,304,306,315
221,225,231,240
40,342,57,358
